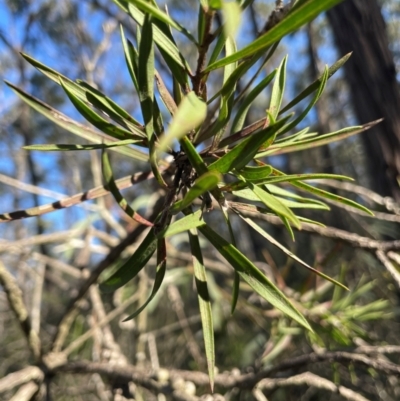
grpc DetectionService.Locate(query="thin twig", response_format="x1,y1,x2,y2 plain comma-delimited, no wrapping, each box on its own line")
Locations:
376,250,400,289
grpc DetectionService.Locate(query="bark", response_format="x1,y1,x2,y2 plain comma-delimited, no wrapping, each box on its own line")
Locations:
327,0,400,201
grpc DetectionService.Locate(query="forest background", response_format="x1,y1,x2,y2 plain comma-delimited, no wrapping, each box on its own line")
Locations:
1,0,400,400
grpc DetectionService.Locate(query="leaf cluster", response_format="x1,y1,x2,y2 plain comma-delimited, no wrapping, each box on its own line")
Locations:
3,0,380,388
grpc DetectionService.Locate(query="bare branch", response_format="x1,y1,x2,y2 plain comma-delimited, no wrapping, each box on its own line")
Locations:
0,366,43,395
9,381,40,401
376,250,400,289
0,171,155,223
0,261,41,360
237,209,400,252
257,372,370,401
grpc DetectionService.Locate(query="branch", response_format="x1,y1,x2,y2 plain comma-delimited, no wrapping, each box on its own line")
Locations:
0,366,43,395
53,351,400,392
9,381,40,401
0,171,154,223
376,250,400,289
256,372,370,401
0,262,41,360
237,209,400,252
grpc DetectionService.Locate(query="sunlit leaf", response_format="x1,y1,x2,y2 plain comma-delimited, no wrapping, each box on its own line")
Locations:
125,0,197,44
223,173,353,192
249,182,301,228
260,120,383,156
120,1,188,70
238,165,273,181
280,52,352,114
163,210,206,237
23,139,141,151
204,0,345,72
5,81,148,161
271,168,374,216
222,1,241,39
231,70,276,134
157,92,207,154
275,66,329,137
269,56,287,120
60,79,141,141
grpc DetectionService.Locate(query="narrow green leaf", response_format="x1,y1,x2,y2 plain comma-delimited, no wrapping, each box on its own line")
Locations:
281,215,295,241
60,79,140,141
101,150,154,226
123,238,167,320
198,4,206,43
260,120,383,156
171,171,221,213
120,25,140,91
231,70,276,134
236,211,348,290
238,165,272,181
274,127,312,144
24,139,141,151
280,52,352,114
76,80,144,131
150,15,190,88
139,14,155,141
188,228,215,391
196,223,312,331
208,26,227,67
163,210,206,238
5,81,148,161
100,228,157,292
21,53,144,134
270,197,330,210
276,66,329,137
199,0,209,9
271,168,374,216
125,2,188,70
219,117,268,148
204,0,345,72
180,136,209,176
225,173,353,191
232,271,240,314
222,1,241,39
126,0,197,44
210,35,238,148
157,92,207,154
209,117,289,174
269,56,287,120
249,182,301,229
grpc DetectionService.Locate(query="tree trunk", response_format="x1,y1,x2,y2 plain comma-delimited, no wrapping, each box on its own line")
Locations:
327,0,400,201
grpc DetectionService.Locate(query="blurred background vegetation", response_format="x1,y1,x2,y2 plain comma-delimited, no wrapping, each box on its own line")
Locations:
1,0,400,400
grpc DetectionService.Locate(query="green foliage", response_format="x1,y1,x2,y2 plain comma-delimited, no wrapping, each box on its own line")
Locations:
4,0,380,388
